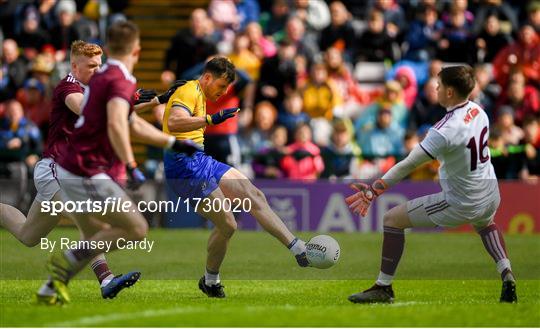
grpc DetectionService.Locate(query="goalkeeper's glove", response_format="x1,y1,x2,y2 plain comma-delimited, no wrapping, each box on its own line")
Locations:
133,88,157,105
206,107,240,126
345,179,388,216
126,161,146,190
157,80,187,104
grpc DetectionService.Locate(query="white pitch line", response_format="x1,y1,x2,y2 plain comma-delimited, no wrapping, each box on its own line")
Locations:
47,305,301,327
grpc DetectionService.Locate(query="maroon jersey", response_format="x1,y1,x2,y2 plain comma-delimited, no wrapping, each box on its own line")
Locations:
57,59,136,180
43,73,84,160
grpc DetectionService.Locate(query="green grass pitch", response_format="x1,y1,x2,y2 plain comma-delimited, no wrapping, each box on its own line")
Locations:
1,229,539,327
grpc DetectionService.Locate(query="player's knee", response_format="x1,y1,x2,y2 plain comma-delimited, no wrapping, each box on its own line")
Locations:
19,235,40,247
383,212,398,228
128,221,148,241
221,216,237,238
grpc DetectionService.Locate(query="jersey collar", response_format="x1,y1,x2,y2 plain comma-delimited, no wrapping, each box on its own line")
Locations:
106,58,136,83
447,100,469,112
67,72,87,89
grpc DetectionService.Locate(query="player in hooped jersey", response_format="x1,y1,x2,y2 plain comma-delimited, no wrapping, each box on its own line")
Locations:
346,66,517,304
38,21,198,304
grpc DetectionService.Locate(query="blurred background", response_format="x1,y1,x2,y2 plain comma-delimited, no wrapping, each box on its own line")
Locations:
0,0,539,230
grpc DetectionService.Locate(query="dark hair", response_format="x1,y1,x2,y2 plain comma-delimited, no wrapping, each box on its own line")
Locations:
106,21,139,56
203,56,236,84
438,65,476,98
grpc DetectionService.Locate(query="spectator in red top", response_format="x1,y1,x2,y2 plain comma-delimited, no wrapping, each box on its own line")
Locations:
493,24,540,88
495,70,540,125
280,123,324,180
15,78,51,136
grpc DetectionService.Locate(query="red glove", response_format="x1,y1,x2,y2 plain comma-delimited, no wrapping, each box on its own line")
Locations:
345,179,388,216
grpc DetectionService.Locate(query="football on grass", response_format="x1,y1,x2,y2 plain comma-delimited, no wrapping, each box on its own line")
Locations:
306,235,340,269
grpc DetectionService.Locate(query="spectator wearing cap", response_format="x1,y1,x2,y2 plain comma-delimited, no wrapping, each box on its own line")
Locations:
393,66,418,109
15,78,51,136
16,6,51,61
355,80,408,133
493,23,540,88
320,118,360,179
1,39,28,100
50,0,83,61
290,0,330,33
358,107,404,159
319,1,356,63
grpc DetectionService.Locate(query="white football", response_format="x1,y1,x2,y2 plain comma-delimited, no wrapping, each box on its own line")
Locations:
306,235,340,269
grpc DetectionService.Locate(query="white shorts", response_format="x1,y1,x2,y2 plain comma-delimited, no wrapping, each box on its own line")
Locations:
55,165,129,212
407,192,500,229
33,158,61,202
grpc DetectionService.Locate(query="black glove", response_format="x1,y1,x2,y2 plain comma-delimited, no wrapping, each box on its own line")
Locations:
171,139,201,156
133,88,157,105
126,162,146,190
157,80,187,104
206,108,240,125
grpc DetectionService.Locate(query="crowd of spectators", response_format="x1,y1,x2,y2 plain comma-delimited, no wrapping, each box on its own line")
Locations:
162,0,540,181
1,0,539,184
0,0,127,175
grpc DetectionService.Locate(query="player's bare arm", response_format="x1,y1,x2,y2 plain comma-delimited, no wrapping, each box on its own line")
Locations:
129,113,199,154
64,92,84,115
107,97,136,164
166,106,208,132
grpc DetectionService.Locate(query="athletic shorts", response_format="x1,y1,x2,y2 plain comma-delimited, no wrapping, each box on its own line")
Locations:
55,165,129,212
407,192,500,229
33,158,60,202
164,150,230,199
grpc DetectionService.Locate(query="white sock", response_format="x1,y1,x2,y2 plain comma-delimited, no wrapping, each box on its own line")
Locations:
288,238,306,256
37,279,55,296
100,274,115,288
496,258,511,274
376,271,393,286
64,250,79,266
205,269,220,286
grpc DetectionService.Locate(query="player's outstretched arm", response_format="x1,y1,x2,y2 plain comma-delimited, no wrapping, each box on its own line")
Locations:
129,113,200,155
346,145,433,216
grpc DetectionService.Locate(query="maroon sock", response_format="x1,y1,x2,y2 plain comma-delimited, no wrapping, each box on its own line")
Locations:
71,247,94,262
91,259,113,284
478,223,508,262
380,226,405,276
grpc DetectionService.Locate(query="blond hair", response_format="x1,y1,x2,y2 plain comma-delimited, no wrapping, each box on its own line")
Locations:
70,40,103,58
